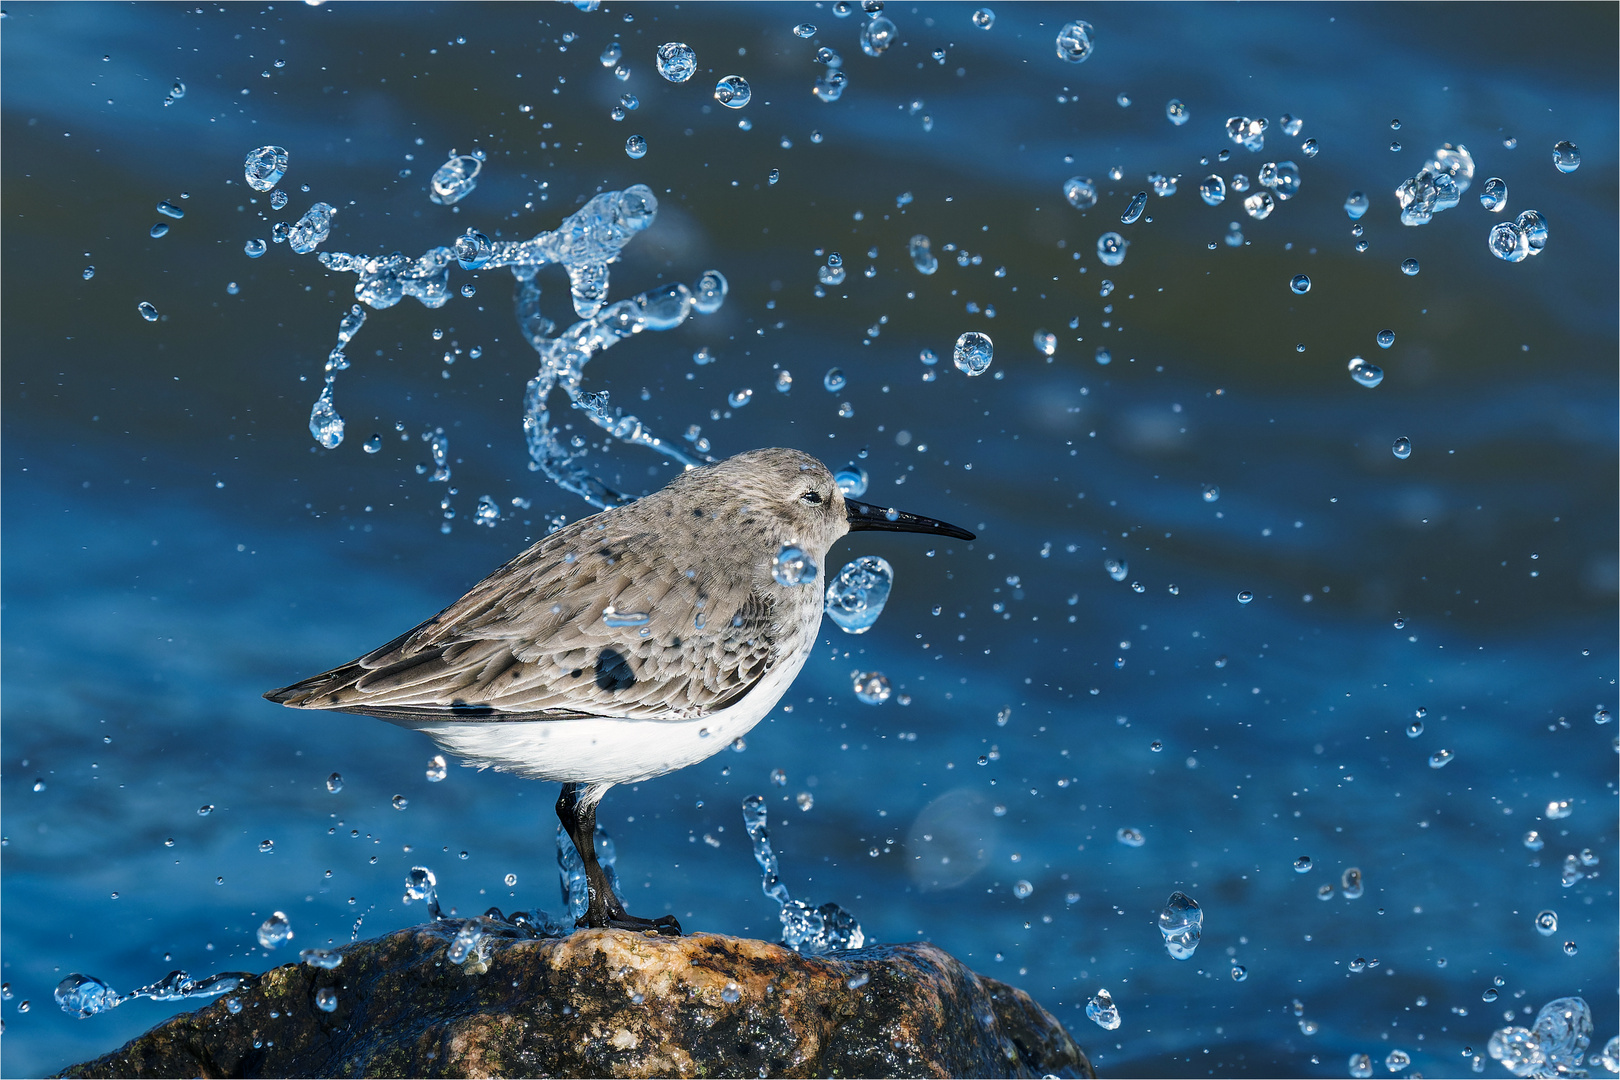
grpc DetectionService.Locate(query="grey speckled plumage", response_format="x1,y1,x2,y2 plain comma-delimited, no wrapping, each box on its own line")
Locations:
266,447,974,934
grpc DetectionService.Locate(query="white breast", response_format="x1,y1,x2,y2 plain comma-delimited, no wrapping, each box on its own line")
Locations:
414,631,815,786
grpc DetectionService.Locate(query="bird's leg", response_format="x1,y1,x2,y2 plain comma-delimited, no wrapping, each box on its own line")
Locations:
556,782,681,936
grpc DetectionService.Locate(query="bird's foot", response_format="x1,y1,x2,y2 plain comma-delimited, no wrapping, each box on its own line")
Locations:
579,911,682,937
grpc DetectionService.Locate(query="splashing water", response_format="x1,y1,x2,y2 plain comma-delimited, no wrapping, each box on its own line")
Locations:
741,795,864,955
1489,996,1592,1077
302,181,726,506
55,969,254,1019
1158,891,1203,959
825,555,894,633
404,866,444,919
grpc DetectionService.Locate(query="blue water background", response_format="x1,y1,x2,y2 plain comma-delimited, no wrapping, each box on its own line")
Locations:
3,3,1616,1075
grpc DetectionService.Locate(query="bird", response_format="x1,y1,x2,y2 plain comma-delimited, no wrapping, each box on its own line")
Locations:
266,448,975,936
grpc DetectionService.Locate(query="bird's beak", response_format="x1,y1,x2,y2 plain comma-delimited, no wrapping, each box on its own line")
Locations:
845,498,976,541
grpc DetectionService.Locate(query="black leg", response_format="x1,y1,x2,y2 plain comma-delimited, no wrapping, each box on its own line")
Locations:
556,782,681,936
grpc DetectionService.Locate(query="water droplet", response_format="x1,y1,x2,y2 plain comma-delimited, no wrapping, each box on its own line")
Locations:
1341,866,1365,899
796,790,816,811
1523,829,1544,851
1293,855,1313,873
1229,964,1247,981
1399,258,1420,276
425,755,447,783
1105,558,1128,582
1096,231,1128,266
823,367,847,392
768,168,780,185
429,154,480,206
907,234,939,275
1562,940,1577,955
309,386,344,448
1348,357,1384,388
390,794,408,811
1032,329,1057,357
1488,220,1529,263
1243,190,1275,220
1301,138,1319,158
54,974,118,1018
1290,274,1311,294
1552,140,1580,173
137,301,159,322
149,222,171,239
1428,748,1455,768
1164,97,1189,125
1517,209,1549,256
812,68,848,103
1344,191,1369,219
1086,988,1121,1030
315,987,338,1012
244,145,288,192
971,7,994,29
1054,20,1095,63
1545,798,1573,819
1116,827,1145,847
657,42,697,83
1199,175,1226,206
1063,177,1098,210
1158,891,1202,959
1237,591,1254,604
1478,176,1508,212
834,464,869,498
1120,191,1147,225
1224,115,1268,152
257,911,293,948
624,134,648,160
793,22,817,37
859,16,896,56
953,331,993,376
326,773,343,793
773,544,818,587
713,74,751,109
1012,879,1034,899
1392,436,1411,460
1533,910,1559,936
827,556,894,634
1202,484,1220,503
287,202,335,254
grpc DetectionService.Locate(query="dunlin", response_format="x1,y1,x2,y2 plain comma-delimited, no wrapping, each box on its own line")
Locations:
267,448,974,934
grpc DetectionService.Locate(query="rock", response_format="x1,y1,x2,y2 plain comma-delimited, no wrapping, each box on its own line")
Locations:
59,922,1093,1078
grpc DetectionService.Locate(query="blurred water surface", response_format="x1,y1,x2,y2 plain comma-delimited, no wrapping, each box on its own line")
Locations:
2,3,1615,1075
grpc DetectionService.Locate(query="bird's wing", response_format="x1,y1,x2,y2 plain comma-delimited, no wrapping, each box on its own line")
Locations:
266,522,782,723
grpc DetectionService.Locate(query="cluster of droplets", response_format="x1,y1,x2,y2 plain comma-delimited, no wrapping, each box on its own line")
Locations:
1394,143,1474,226
55,968,254,1020
1488,997,1596,1078
741,795,864,955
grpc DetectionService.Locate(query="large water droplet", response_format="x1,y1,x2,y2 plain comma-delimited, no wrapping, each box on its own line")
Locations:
624,135,647,159
859,16,896,56
1120,191,1147,224
1096,231,1128,266
835,463,869,497
1290,274,1311,294
953,331,993,375
1199,175,1226,206
852,671,891,705
1517,209,1548,254
1033,329,1057,357
1348,357,1384,388
244,145,288,192
1489,221,1529,262
287,202,335,254
1158,891,1202,959
1428,748,1454,768
1552,140,1580,173
657,42,697,83
714,75,751,109
309,386,344,448
1063,176,1098,210
824,367,847,392
1166,98,1188,126
137,301,159,322
429,155,480,206
1535,910,1558,936
826,556,894,634
1392,436,1411,460
1400,258,1420,275
1243,190,1275,220
1086,988,1120,1029
55,975,118,1018
1344,191,1369,219
1480,177,1508,212
1055,20,1095,63
971,7,994,29
257,911,293,948
773,544,818,586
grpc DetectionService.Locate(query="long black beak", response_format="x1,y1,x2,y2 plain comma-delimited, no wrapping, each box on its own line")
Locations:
845,498,976,541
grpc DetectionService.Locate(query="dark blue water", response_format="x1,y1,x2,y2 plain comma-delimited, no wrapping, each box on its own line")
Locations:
3,3,1615,1075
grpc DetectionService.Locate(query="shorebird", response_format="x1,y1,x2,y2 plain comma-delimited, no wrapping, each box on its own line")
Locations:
267,448,974,935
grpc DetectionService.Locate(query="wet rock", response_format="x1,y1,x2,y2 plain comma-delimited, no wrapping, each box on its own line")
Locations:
59,923,1094,1078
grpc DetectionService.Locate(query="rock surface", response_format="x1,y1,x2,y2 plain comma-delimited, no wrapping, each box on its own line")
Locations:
59,923,1093,1078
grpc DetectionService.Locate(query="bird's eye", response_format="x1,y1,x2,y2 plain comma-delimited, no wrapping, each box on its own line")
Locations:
800,490,824,505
